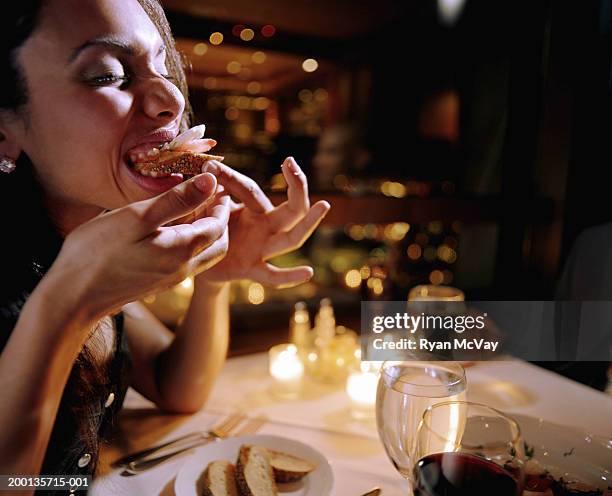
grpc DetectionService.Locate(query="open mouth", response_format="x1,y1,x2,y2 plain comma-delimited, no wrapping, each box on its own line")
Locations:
125,126,219,183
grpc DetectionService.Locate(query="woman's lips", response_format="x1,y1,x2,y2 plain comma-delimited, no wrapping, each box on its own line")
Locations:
123,158,184,193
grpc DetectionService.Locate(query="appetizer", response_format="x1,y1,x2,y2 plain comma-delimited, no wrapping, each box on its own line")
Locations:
129,124,224,177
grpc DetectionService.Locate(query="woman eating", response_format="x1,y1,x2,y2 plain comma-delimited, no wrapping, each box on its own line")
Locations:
0,0,330,491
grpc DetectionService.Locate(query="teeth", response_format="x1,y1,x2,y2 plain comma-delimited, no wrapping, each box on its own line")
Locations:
147,148,160,157
135,167,171,178
138,152,146,160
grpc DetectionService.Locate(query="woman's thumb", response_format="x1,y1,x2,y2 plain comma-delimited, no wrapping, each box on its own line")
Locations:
134,172,217,230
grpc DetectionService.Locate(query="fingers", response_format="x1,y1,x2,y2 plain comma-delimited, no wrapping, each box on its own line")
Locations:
201,191,231,231
188,227,229,275
154,193,230,258
262,200,330,259
130,173,217,236
266,157,310,232
169,184,228,226
188,194,230,254
251,262,314,289
202,161,274,214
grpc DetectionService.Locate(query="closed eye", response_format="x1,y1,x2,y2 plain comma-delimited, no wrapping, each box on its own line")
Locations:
88,73,130,87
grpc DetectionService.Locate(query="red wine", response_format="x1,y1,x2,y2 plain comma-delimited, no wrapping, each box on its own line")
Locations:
414,452,520,496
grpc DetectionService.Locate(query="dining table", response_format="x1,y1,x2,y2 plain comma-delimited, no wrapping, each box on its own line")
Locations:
92,354,612,495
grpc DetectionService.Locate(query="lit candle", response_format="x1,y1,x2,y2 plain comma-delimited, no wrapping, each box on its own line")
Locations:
269,344,304,399
346,362,379,419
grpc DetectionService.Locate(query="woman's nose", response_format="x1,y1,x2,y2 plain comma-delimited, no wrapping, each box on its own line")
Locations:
141,76,185,122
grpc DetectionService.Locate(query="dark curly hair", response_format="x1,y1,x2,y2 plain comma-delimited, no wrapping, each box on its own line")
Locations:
0,0,192,478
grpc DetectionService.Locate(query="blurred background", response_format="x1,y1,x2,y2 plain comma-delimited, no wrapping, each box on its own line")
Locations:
146,0,612,359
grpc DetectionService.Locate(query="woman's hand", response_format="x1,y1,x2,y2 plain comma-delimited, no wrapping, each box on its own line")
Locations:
44,173,230,322
200,157,330,288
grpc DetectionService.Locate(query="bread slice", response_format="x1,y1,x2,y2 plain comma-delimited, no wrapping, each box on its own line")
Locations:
133,151,224,176
202,460,239,496
235,445,278,496
267,449,316,483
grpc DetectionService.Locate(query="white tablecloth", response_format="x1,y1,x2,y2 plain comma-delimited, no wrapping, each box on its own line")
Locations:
92,355,612,495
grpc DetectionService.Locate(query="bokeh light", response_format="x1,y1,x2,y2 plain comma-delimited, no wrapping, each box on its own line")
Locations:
429,270,444,285
407,244,422,260
224,107,239,120
240,28,255,41
209,32,224,45
261,25,276,37
203,77,217,89
253,97,270,110
246,81,262,94
226,61,242,74
252,51,267,64
347,224,365,240
193,43,208,56
384,222,410,241
302,58,319,72
314,88,329,102
236,96,250,109
298,89,313,103
247,283,265,304
344,269,361,289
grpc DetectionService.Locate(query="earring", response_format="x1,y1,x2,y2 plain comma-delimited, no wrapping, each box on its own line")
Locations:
0,157,16,174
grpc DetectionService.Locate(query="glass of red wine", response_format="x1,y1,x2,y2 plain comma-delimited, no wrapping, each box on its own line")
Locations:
413,401,525,496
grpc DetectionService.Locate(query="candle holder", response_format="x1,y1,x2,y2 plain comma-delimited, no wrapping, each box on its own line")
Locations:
346,362,379,419
268,344,304,399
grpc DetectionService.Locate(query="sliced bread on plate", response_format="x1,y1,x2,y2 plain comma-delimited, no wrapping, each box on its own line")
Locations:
268,449,316,483
202,460,239,496
235,445,278,496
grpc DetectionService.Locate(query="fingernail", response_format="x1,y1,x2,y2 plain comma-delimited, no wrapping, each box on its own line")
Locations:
194,172,216,193
284,157,300,174
202,161,219,175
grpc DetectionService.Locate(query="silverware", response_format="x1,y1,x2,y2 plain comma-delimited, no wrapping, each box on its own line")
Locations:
359,488,381,496
113,412,245,469
124,414,266,474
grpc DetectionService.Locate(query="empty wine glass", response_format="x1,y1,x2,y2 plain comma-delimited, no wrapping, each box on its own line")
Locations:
414,401,525,496
376,361,467,490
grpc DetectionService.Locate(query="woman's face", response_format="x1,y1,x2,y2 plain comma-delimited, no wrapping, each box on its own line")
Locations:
11,0,186,223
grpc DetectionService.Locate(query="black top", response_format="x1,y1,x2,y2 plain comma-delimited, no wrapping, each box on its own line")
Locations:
0,167,132,494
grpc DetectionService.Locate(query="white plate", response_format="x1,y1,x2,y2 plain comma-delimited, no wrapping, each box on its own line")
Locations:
174,435,334,496
513,414,611,489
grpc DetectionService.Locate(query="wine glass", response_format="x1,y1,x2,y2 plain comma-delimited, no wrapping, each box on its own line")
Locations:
414,401,525,496
376,361,467,488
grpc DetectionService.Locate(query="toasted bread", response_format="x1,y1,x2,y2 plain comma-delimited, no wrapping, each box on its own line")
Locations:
202,460,239,496
133,150,224,176
267,449,316,483
235,445,278,496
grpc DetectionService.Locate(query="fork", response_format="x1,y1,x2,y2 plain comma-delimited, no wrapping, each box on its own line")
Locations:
113,412,245,469
124,414,266,474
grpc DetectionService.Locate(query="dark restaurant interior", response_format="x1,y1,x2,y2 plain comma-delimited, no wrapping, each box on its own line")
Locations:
145,0,612,362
